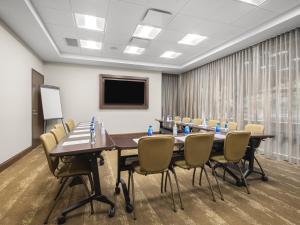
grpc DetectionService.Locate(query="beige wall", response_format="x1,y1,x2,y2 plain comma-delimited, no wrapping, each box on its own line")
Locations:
44,63,162,134
0,23,44,164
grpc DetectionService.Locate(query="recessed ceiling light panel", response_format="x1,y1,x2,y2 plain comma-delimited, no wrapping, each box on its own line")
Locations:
133,25,162,40
124,46,145,55
75,13,105,31
238,0,266,6
178,34,207,46
160,51,182,59
80,40,102,50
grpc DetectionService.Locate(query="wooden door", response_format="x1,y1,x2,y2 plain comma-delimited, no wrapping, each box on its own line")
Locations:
32,69,44,148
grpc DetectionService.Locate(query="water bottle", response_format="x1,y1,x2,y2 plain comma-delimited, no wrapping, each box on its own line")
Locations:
100,122,105,134
90,126,96,144
173,124,178,136
215,122,221,134
147,125,153,136
224,121,229,132
204,117,208,127
184,126,190,136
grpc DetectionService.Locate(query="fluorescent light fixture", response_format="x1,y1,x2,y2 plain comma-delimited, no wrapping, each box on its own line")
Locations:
238,0,266,6
178,34,207,46
80,40,102,50
124,46,145,55
133,25,162,40
75,13,105,31
160,51,182,59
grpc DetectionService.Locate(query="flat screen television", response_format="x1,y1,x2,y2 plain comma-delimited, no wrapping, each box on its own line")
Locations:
99,75,149,109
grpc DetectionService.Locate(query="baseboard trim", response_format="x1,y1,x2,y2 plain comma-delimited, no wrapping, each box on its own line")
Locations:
0,146,35,173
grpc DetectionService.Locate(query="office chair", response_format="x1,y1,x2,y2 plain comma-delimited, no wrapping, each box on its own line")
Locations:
208,120,220,128
245,124,264,134
174,116,181,123
51,124,66,143
191,118,203,132
182,117,191,123
65,119,76,133
192,118,203,125
211,131,251,194
172,133,223,202
221,121,238,131
40,133,94,224
127,135,181,220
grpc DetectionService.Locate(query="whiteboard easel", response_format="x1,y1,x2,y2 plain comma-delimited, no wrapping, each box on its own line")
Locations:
40,85,66,133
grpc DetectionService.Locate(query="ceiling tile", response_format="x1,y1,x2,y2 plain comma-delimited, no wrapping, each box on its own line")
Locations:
167,14,231,36
180,0,228,20
31,0,71,11
211,0,256,24
37,7,75,27
80,48,103,57
145,0,190,14
259,0,300,13
232,7,276,30
156,29,184,43
46,24,78,39
104,0,146,45
70,0,109,18
77,29,104,41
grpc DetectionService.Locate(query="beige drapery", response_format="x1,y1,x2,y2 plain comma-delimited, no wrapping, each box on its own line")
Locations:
162,28,300,164
161,74,179,119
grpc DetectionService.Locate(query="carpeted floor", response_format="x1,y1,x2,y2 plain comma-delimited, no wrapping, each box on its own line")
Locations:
0,146,300,225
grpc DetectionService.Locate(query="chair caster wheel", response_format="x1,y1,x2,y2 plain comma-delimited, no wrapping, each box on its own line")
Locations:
57,216,66,224
261,176,268,181
125,203,134,213
236,180,243,187
115,186,120,195
108,207,115,217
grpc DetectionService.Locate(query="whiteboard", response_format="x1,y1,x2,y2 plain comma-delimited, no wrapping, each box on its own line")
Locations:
40,86,63,120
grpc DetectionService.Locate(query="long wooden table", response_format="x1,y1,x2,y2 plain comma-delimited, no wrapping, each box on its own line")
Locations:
155,119,275,182
50,123,115,224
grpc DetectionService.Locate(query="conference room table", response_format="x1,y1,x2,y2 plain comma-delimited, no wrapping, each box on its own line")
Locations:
50,123,116,224
155,119,275,182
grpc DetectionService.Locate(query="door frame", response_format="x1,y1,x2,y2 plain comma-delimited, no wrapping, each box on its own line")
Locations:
31,69,44,148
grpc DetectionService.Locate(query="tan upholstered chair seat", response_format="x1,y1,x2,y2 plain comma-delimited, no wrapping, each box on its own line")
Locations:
210,155,228,164
56,157,91,177
174,160,196,169
134,165,168,175
121,149,138,156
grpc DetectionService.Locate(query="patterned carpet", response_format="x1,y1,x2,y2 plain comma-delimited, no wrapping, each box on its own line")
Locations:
0,146,300,225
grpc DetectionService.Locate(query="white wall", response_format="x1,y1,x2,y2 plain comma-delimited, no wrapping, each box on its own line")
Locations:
44,63,162,134
0,23,44,164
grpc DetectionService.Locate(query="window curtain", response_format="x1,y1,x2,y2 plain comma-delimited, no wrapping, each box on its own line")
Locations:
163,28,300,164
161,74,179,119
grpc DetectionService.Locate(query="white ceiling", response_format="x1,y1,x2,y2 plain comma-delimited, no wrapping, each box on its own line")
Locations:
0,0,300,73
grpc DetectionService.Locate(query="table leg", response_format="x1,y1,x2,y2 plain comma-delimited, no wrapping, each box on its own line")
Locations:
120,177,134,213
244,139,268,181
159,121,163,134
115,149,121,194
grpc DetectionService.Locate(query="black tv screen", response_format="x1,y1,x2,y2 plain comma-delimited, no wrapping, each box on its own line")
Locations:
104,80,145,104
100,75,149,109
